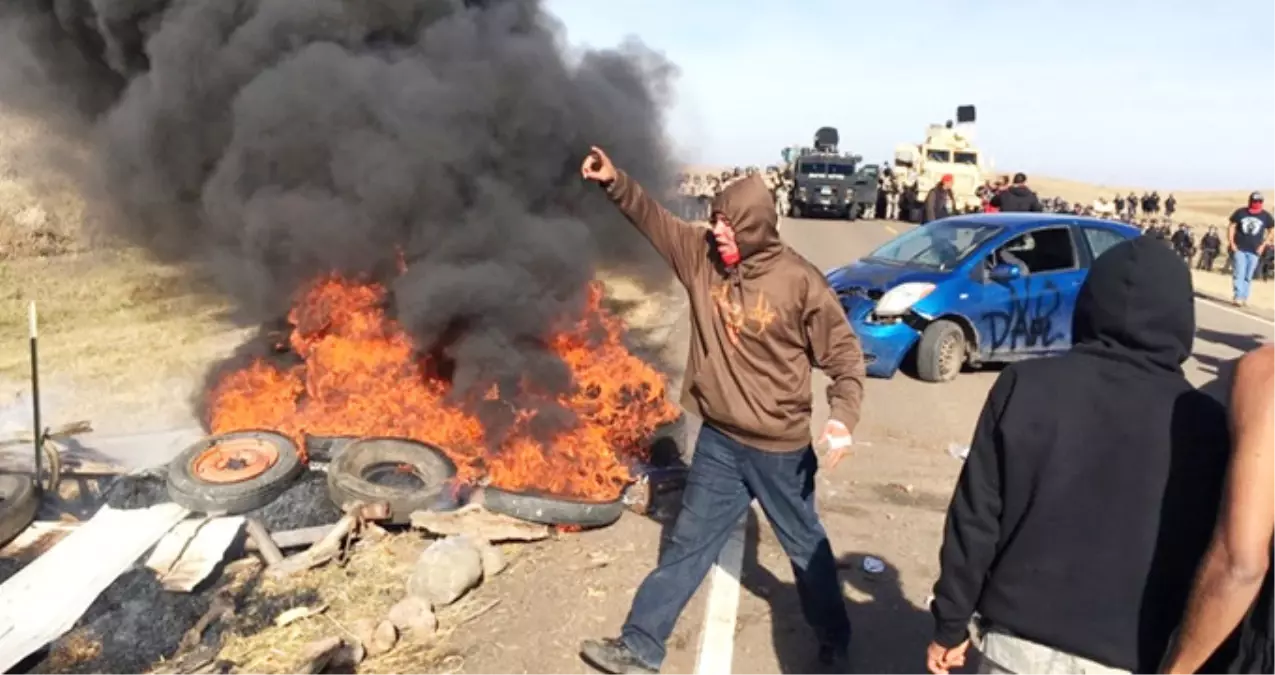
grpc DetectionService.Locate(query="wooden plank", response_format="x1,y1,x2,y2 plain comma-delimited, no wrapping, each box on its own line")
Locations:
244,524,334,552
0,522,79,560
145,517,245,592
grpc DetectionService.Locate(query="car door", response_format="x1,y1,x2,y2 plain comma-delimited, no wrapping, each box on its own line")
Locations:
974,226,1086,361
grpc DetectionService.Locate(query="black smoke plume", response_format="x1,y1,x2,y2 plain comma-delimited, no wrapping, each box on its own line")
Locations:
1,0,679,443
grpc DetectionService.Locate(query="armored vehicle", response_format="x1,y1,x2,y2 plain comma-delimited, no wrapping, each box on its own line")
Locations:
893,105,988,220
787,127,873,219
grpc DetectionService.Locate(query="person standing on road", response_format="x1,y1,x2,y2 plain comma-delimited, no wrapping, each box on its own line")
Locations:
1165,193,1177,220
925,237,1231,675
924,174,956,223
1199,226,1223,271
578,146,866,675
1161,343,1273,674
1227,192,1274,307
989,173,1043,213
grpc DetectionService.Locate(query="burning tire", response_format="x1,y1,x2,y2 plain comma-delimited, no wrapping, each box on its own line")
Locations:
166,431,304,515
326,438,457,524
480,487,626,528
0,475,38,547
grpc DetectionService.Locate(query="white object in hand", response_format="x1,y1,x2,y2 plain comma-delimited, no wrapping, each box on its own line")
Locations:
826,434,853,450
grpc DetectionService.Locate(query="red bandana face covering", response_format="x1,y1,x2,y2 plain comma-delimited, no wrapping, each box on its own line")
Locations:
1250,202,1264,214
712,216,741,267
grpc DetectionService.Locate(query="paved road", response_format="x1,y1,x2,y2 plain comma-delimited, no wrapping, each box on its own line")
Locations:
10,214,1262,674
720,215,1275,674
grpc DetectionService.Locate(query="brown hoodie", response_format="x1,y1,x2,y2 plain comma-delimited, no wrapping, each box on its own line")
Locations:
605,170,865,452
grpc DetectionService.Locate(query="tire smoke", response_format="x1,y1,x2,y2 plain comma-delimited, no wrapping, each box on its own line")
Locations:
0,0,679,442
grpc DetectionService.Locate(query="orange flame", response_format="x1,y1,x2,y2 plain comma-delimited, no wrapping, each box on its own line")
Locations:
207,275,679,501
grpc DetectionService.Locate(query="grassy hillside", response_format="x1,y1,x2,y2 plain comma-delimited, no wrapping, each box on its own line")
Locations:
1028,177,1273,225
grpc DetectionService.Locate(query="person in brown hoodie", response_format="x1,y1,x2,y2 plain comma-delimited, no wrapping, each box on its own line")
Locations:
578,147,867,674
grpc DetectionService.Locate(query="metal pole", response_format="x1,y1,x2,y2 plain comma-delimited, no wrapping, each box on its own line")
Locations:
28,301,41,491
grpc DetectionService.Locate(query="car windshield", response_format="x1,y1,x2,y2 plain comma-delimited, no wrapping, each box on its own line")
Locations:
953,151,978,165
864,220,1002,270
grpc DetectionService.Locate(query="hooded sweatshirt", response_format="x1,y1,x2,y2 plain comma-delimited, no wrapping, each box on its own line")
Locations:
990,184,1043,212
930,237,1230,672
603,171,865,451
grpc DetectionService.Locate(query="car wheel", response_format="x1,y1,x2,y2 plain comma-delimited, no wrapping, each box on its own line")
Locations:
166,430,304,515
916,320,965,383
0,475,38,547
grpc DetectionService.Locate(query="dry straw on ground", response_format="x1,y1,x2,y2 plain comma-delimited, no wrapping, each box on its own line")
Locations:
178,533,461,674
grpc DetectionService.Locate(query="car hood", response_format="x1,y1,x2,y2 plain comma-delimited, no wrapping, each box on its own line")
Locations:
825,259,952,295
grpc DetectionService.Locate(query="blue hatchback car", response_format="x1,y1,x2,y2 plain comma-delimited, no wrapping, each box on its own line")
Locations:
825,213,1140,382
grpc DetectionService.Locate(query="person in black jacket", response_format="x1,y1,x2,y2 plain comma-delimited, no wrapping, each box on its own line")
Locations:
1199,226,1223,271
923,174,955,223
989,173,1043,212
925,237,1231,675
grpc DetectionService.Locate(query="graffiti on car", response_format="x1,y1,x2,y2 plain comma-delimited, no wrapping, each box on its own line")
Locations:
981,278,1064,352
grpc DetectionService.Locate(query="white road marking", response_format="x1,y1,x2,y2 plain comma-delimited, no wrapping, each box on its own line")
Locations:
884,225,898,234
1196,296,1275,328
694,509,749,675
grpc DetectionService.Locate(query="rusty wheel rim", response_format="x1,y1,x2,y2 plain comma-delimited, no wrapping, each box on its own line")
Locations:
191,437,279,484
938,333,962,379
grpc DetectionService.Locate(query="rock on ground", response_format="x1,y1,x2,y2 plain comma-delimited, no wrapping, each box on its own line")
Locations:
406,535,483,607
386,596,437,638
476,540,506,579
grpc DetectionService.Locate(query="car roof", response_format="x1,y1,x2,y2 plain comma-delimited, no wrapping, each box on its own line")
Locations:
940,212,1140,236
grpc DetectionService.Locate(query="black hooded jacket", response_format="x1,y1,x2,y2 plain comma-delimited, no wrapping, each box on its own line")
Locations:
930,237,1230,672
990,184,1043,212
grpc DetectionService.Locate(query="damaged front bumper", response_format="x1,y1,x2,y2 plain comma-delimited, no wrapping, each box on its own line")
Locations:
839,294,922,378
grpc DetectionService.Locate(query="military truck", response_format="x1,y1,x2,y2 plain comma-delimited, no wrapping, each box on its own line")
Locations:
787,127,874,220
893,105,988,220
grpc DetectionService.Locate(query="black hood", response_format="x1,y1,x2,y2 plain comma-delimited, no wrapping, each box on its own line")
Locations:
1072,237,1194,372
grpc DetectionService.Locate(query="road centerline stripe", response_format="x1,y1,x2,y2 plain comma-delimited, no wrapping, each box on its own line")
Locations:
694,507,749,675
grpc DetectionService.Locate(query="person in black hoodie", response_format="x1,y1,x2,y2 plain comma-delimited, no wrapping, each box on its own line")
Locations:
925,237,1231,675
989,173,1043,212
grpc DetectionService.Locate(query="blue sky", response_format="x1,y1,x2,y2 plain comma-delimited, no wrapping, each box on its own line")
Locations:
544,0,1274,190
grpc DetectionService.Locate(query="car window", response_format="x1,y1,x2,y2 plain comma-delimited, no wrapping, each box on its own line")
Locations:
1082,227,1126,260
866,220,1002,270
991,227,1076,275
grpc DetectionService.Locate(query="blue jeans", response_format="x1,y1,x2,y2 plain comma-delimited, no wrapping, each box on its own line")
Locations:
620,424,851,669
1233,250,1260,301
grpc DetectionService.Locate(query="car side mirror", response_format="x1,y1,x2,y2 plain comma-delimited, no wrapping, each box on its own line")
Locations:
988,263,1022,282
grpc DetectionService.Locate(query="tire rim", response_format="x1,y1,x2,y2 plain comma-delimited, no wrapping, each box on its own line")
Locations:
939,333,963,379
191,437,279,484
361,462,427,491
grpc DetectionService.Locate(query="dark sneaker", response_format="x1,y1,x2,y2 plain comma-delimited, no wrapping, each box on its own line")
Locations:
580,638,657,674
